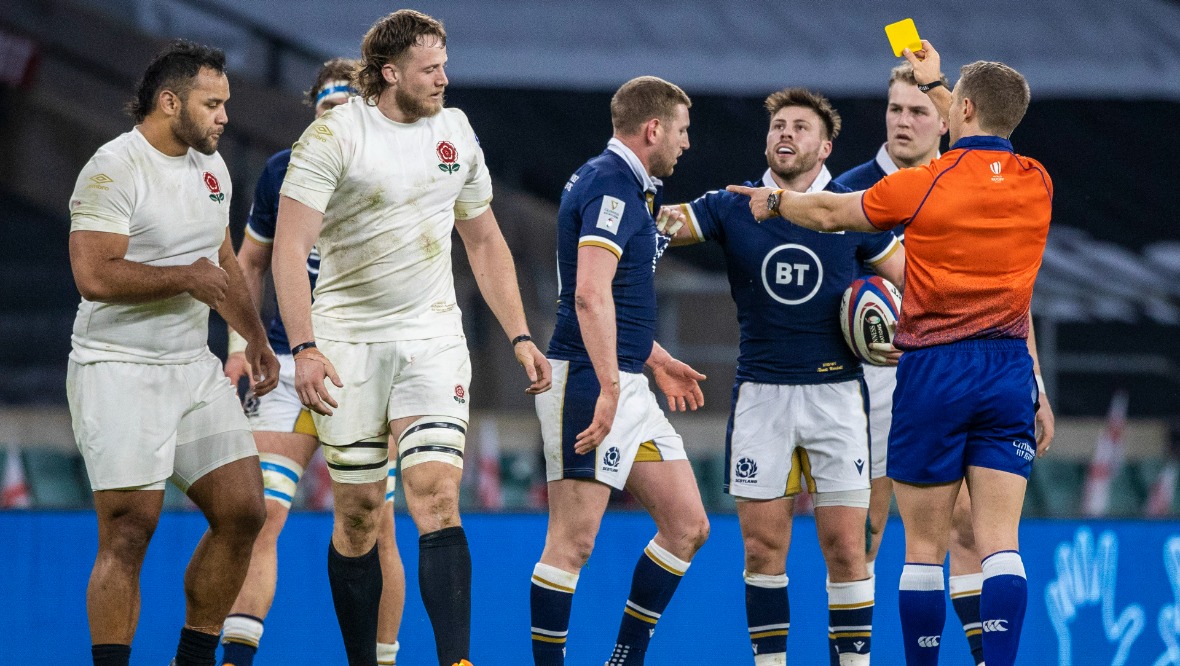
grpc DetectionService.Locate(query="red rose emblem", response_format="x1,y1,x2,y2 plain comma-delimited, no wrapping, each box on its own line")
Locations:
436,141,458,164
203,171,221,194
454,384,465,399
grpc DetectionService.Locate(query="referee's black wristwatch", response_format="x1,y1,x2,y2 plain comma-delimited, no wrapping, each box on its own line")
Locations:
511,334,532,347
917,79,945,94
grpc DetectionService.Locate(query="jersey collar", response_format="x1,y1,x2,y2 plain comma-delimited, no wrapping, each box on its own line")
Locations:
607,138,662,194
875,144,899,175
876,143,942,174
950,135,1014,152
761,165,832,193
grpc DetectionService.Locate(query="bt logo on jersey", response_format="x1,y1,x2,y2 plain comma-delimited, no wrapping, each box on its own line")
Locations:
776,263,811,286
761,244,824,305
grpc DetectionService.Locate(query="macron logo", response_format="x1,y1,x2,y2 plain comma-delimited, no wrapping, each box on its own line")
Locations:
983,619,1009,632
918,635,941,648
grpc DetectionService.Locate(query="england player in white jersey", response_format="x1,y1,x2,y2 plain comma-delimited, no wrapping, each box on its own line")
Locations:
271,11,550,666
219,59,406,666
67,41,278,666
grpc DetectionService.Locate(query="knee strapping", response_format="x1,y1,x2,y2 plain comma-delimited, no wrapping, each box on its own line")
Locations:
323,440,389,484
814,488,871,508
398,416,466,470
259,453,303,508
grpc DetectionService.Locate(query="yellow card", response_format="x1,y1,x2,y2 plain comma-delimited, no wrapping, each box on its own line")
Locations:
885,18,923,57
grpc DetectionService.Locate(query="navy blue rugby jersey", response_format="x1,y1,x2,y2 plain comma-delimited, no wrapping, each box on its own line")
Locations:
244,149,321,355
835,145,908,276
836,145,916,254
677,168,898,384
547,140,668,374
833,149,889,192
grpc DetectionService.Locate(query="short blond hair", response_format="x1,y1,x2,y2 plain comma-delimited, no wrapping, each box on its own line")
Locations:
888,62,950,91
610,76,691,136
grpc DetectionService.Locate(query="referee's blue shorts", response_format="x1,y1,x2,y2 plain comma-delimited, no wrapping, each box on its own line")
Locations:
887,339,1038,484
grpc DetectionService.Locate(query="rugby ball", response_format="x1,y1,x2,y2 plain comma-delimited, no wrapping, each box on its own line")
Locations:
840,276,902,366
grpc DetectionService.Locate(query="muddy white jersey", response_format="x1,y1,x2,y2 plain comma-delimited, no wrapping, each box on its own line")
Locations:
280,99,493,342
68,128,232,364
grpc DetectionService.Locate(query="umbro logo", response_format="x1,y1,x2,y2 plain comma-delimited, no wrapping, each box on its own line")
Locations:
918,635,940,648
982,619,1009,632
855,459,865,475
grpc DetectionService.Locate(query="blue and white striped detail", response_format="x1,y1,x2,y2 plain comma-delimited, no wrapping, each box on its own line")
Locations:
259,453,304,508
385,464,397,504
314,80,357,105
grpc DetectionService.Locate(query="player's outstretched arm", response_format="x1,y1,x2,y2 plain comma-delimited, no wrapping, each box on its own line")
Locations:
215,230,279,396
902,40,953,120
70,230,227,305
455,207,552,394
1027,311,1055,455
273,194,341,415
724,185,877,233
573,245,622,454
646,341,706,412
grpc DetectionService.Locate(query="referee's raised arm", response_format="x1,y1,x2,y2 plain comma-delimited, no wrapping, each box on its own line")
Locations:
902,40,953,120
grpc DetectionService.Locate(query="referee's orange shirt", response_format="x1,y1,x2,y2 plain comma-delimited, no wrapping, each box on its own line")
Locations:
861,135,1052,350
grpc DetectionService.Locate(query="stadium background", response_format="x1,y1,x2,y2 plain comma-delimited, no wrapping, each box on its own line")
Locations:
1,0,1179,663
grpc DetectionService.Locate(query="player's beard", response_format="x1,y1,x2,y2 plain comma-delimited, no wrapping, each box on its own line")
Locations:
767,148,819,184
174,105,220,155
395,85,444,122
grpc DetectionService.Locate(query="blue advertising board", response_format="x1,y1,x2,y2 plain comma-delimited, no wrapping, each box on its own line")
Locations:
2,512,1179,664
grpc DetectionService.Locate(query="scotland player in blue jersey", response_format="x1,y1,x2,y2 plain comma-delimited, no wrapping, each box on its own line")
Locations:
835,62,997,666
664,89,904,666
529,76,710,666
220,59,405,666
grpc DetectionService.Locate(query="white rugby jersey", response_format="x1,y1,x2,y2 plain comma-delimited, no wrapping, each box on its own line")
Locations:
280,98,493,343
68,128,232,364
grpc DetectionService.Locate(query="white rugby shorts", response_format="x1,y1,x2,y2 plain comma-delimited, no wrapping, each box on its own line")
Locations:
862,363,897,480
725,379,871,500
67,352,255,491
537,359,686,491
312,336,471,447
243,353,318,437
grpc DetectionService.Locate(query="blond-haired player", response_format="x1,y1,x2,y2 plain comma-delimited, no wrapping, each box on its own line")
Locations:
272,10,550,666
219,58,406,666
